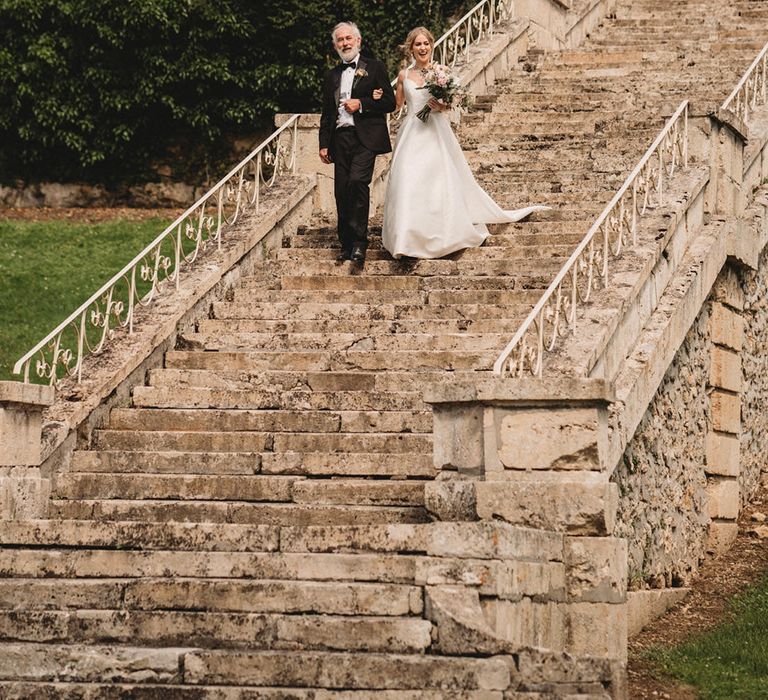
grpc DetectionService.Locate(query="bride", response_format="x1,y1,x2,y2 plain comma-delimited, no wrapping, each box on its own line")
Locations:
379,27,549,260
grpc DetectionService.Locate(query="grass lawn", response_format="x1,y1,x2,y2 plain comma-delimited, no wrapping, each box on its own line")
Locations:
0,217,173,382
647,575,768,699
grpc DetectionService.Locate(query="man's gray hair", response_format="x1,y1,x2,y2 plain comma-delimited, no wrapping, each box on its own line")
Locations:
331,21,361,42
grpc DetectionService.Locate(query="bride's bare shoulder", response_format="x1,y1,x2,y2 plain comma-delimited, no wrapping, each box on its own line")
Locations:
397,69,407,82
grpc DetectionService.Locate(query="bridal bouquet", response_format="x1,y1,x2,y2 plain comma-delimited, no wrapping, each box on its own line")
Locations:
416,65,469,122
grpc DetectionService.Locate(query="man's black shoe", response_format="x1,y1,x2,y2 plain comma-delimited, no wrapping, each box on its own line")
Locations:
336,249,352,263
350,246,366,265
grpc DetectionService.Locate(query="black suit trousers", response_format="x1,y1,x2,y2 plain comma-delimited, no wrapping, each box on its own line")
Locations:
333,128,376,252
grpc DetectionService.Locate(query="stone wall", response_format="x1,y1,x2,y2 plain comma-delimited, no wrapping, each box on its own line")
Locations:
612,305,711,588
740,245,768,503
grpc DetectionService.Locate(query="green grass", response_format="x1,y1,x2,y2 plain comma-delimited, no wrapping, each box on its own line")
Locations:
0,217,173,382
646,576,768,699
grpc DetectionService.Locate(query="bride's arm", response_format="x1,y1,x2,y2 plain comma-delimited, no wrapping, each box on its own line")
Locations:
395,70,406,111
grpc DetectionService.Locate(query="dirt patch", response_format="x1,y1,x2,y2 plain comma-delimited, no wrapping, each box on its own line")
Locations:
627,484,768,699
0,207,184,223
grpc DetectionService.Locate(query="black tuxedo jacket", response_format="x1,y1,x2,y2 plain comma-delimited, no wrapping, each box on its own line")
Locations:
319,56,396,157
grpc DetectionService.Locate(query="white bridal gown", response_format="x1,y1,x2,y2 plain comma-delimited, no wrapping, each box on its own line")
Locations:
382,70,549,259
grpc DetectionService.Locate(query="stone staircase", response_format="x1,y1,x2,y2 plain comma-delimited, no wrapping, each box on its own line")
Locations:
2,0,767,696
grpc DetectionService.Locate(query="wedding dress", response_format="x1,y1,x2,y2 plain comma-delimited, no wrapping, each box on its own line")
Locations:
382,68,548,259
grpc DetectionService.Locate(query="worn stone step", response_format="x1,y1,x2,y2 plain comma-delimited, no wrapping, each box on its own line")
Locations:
108,408,432,434
0,578,423,616
73,449,436,478
91,429,271,453
180,649,512,689
179,331,511,353
0,549,422,582
50,499,429,525
231,285,545,306
147,368,483,394
0,610,432,653
259,451,435,477
132,386,427,411
213,300,535,322
55,473,297,501
0,646,511,690
0,520,281,552
275,242,574,259
163,349,497,373
0,681,502,699
92,426,432,454
71,450,262,475
197,317,526,336
58,473,426,507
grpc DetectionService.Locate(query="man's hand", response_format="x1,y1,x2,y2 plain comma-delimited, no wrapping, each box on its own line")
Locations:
342,98,362,113
319,148,332,164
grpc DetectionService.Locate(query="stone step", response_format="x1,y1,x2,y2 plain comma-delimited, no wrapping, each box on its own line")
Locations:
50,499,430,525
91,427,432,454
0,519,282,552
197,317,526,336
230,286,547,306
273,274,554,292
164,349,497,372
0,681,502,699
133,385,428,412
175,649,512,690
179,331,511,353
212,300,536,322
0,578,424,616
72,449,437,478
275,242,576,259
0,548,424,582
108,408,432,434
0,645,512,690
146,368,486,394
54,473,427,507
0,609,432,653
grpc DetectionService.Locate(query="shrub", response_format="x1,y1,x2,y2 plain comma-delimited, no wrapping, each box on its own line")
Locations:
0,0,471,186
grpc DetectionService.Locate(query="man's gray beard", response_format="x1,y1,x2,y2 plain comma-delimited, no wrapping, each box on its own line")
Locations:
337,49,359,62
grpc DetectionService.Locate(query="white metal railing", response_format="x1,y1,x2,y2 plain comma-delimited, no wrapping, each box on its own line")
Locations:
721,40,768,123
494,101,690,377
13,115,300,385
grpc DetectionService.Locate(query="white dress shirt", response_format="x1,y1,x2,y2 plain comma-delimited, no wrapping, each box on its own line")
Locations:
337,53,360,129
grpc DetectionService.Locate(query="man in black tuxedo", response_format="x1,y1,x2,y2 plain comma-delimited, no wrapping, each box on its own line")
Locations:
319,22,396,264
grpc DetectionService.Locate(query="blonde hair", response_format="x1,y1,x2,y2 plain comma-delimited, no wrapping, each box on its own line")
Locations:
401,27,436,67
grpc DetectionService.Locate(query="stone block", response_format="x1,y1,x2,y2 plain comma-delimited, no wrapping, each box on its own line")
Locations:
432,404,484,474
424,480,478,521
627,588,690,637
475,473,618,535
564,537,627,603
706,520,738,555
709,347,741,393
710,265,744,310
426,521,565,562
493,406,606,471
706,477,740,520
709,302,744,351
483,598,565,651
0,381,55,467
705,431,740,476
710,390,740,434
564,602,627,661
0,467,50,520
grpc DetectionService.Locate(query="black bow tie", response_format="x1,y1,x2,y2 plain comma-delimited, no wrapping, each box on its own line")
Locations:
343,62,357,70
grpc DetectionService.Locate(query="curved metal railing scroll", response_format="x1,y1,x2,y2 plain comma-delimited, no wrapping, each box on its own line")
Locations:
494,101,690,378
721,40,768,123
13,115,300,386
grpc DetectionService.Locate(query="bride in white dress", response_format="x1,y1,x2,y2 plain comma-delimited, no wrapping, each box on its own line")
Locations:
380,27,549,259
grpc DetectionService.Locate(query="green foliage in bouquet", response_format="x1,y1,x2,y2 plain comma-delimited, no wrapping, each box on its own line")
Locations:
0,0,472,186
